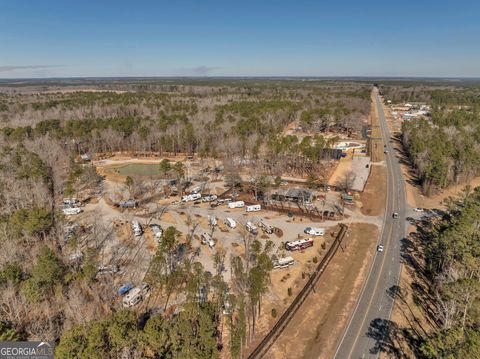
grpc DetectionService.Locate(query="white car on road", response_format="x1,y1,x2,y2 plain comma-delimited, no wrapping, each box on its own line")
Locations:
377,245,384,252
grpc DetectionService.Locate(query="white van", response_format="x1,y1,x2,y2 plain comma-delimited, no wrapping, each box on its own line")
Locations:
245,204,261,212
228,201,245,209
224,217,236,229
304,227,325,236
273,256,295,269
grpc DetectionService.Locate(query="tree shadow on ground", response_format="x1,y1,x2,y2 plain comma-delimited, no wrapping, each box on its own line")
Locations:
366,317,422,358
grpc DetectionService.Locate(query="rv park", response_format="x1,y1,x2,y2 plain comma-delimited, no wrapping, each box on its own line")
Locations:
55,86,389,357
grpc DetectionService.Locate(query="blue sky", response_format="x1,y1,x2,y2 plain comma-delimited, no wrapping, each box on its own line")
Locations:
1,0,479,78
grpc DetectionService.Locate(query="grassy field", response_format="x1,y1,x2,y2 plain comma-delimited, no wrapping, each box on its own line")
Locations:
108,163,162,177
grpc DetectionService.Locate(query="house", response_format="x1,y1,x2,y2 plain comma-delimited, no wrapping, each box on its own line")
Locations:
270,188,313,204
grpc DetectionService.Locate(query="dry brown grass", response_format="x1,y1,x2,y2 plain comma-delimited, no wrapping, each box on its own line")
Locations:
360,164,387,216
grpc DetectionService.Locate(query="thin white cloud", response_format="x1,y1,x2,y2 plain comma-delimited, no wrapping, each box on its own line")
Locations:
0,65,63,73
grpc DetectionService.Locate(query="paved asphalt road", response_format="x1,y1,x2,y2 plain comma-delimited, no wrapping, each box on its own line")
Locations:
333,92,408,359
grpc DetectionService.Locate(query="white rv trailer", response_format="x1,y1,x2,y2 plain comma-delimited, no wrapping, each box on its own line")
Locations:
245,204,261,212
63,207,82,215
201,232,216,248
228,200,245,209
224,217,237,229
181,193,202,202
208,215,217,227
258,220,274,234
304,227,325,236
132,221,143,236
273,256,295,269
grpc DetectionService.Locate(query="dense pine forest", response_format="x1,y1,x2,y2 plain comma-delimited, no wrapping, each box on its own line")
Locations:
381,84,480,195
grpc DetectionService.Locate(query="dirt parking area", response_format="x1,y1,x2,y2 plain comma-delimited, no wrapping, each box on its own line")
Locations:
256,223,379,359
328,154,371,192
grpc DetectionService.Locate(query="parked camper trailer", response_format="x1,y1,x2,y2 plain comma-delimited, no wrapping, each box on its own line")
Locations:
190,186,201,194
132,221,143,236
119,200,138,208
285,238,314,251
122,284,150,307
150,224,163,240
201,232,216,248
63,207,82,215
122,287,143,307
224,217,237,229
304,227,325,236
208,215,217,227
245,221,258,235
258,221,274,234
202,194,218,202
245,204,261,212
97,264,119,276
228,201,245,209
181,193,202,202
273,256,295,269
63,198,79,206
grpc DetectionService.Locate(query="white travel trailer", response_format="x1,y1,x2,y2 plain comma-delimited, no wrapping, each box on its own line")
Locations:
273,256,295,269
181,193,202,202
208,215,217,227
132,221,143,236
258,220,274,234
122,287,143,307
63,207,82,215
245,221,258,235
202,194,217,202
63,198,79,206
201,232,216,248
245,204,261,212
150,224,163,240
304,227,325,236
190,186,201,194
224,217,237,229
228,200,245,209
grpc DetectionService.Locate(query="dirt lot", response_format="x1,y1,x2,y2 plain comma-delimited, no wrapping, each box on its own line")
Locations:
256,223,378,359
360,164,387,216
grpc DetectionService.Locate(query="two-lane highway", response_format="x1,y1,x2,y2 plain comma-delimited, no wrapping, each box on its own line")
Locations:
333,90,408,359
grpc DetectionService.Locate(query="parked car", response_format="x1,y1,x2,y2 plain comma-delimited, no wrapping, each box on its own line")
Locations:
118,283,134,296
377,245,384,252
413,208,424,212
